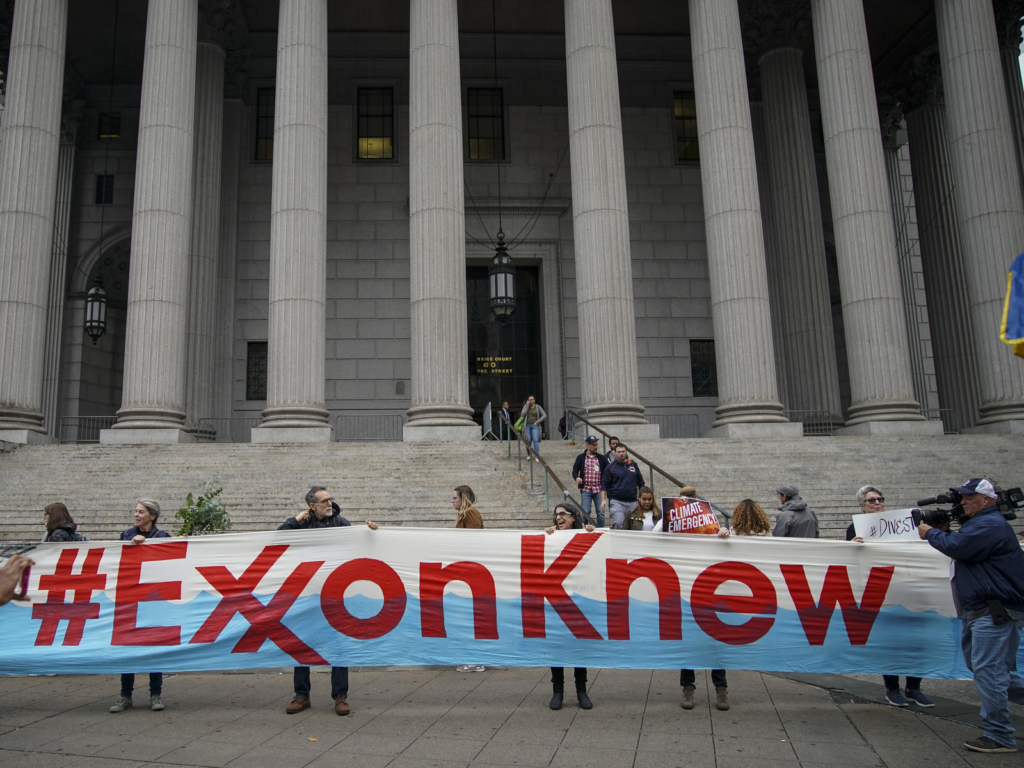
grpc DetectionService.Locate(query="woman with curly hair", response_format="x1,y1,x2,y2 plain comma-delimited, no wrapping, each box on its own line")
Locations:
452,485,483,529
718,498,772,538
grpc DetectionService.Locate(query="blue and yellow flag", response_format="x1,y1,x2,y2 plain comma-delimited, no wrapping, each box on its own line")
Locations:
1001,253,1024,360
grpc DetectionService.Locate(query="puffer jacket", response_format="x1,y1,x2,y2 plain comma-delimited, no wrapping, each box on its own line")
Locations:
773,497,819,538
46,523,79,543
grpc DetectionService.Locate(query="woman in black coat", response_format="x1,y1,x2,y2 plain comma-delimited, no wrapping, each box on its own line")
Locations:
43,502,80,542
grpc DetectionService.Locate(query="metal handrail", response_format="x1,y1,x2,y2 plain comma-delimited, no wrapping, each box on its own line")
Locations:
497,412,578,516
566,408,732,522
58,415,117,444
782,410,840,437
922,407,959,435
334,412,405,441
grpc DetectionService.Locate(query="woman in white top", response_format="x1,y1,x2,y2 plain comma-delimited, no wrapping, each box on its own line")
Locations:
623,487,661,531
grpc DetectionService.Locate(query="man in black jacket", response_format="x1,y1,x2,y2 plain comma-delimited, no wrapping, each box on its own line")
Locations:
572,436,608,526
601,444,645,529
278,486,356,716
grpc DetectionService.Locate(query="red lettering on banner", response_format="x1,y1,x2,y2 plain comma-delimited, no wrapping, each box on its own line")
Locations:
112,542,187,646
32,548,107,646
321,559,407,640
520,533,603,639
606,558,682,641
191,545,328,665
420,562,499,640
690,562,777,645
780,564,894,646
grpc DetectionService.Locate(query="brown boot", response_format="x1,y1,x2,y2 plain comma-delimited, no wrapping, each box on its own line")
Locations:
715,686,730,711
681,686,695,710
334,695,350,716
286,697,310,714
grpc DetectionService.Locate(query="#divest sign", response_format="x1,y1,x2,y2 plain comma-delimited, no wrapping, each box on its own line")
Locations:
852,509,920,542
1,527,1018,677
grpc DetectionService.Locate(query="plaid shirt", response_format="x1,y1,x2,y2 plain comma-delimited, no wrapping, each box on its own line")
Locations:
582,453,602,493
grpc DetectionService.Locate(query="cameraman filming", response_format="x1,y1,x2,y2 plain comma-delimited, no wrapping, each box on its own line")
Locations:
918,478,1024,754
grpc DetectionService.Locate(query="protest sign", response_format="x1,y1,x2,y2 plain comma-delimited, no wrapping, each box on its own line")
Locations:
852,508,919,542
660,497,720,535
3,526,1006,678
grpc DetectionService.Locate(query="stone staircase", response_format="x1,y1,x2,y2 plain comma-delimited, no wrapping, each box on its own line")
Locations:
0,435,1021,545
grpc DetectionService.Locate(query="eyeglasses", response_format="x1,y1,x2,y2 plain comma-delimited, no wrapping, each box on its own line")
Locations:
554,512,571,517
863,497,885,505
317,497,333,504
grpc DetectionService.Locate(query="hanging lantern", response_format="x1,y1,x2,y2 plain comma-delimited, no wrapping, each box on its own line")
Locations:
85,274,108,345
488,230,516,322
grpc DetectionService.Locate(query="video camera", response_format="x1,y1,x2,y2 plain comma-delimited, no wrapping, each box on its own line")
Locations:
911,485,1023,528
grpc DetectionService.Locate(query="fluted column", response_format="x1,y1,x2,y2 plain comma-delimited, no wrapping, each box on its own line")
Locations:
403,0,477,441
0,0,67,445
215,97,244,423
104,0,197,443
809,0,933,434
253,0,331,441
184,40,225,431
688,0,795,437
904,104,984,431
563,0,656,436
760,47,843,427
935,0,1024,431
993,0,1024,200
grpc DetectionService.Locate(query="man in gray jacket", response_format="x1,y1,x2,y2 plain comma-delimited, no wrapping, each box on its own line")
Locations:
772,484,819,538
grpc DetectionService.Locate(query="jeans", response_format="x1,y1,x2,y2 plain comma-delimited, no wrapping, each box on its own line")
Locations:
961,614,1023,748
121,673,162,698
524,423,541,455
551,667,588,692
883,675,923,691
680,669,727,689
294,666,349,700
608,498,636,529
580,490,603,527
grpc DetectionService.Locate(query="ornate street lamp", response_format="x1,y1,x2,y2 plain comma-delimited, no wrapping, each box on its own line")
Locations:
85,273,108,345
488,230,516,322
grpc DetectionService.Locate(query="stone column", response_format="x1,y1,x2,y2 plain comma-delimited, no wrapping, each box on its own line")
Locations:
40,100,83,437
759,46,843,427
0,0,68,445
103,0,197,443
253,0,331,441
184,38,226,432
562,0,657,439
809,0,935,435
687,0,796,437
994,0,1024,200
403,0,478,441
935,0,1024,431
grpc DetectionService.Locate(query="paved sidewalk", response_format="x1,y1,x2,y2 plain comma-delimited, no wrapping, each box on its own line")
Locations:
0,668,1017,768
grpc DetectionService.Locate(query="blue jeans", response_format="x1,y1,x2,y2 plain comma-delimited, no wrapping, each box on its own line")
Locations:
121,673,162,698
524,423,541,455
961,614,1024,748
580,490,603,527
294,666,348,700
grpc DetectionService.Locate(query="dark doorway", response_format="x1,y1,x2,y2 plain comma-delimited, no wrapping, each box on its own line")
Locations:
467,265,543,418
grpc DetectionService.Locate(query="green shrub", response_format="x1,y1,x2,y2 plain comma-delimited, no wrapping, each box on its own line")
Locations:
175,475,231,536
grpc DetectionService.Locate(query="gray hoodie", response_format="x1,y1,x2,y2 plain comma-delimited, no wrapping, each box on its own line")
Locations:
773,497,819,538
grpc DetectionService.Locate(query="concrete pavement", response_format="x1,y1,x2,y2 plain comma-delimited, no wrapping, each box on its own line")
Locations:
0,667,1018,768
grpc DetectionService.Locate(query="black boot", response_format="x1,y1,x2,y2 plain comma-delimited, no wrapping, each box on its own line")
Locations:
576,686,592,710
549,690,563,710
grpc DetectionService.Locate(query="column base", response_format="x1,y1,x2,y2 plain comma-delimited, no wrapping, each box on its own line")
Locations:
962,420,1024,435
403,424,480,442
703,422,804,438
0,429,56,445
600,423,661,441
251,426,334,443
100,428,193,444
835,420,945,437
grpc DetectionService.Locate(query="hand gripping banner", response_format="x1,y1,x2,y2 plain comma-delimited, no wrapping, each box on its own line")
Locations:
2,527,1019,677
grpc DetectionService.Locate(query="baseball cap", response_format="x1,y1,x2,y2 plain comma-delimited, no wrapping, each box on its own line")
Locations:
585,435,599,444
950,478,996,498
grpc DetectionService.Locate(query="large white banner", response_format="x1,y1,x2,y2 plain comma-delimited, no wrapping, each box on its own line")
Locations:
0,527,1014,677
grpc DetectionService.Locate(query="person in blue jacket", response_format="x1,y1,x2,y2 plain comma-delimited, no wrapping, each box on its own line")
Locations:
600,443,644,529
919,478,1024,754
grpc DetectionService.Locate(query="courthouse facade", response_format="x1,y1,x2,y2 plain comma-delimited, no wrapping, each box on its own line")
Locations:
0,0,1023,445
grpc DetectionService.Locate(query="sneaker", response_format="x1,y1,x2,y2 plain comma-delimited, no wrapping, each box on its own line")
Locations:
904,688,934,708
286,697,311,714
109,697,132,713
150,695,164,711
456,665,486,672
885,689,909,707
964,736,1017,753
334,695,350,716
681,685,695,710
715,686,730,711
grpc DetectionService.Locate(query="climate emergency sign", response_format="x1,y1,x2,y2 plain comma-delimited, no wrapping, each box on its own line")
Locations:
0,527,1005,678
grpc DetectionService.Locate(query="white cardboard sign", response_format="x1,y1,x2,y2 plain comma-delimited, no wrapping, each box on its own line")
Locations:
852,508,919,541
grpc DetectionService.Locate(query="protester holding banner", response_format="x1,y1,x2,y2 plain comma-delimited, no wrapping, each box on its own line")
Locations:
453,485,483,529
42,503,82,542
717,499,772,538
0,554,32,606
601,444,645,529
919,478,1024,754
624,487,660,531
772,484,819,538
111,499,170,714
544,503,594,710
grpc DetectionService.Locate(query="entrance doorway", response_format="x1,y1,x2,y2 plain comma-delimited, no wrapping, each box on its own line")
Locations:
467,265,543,420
